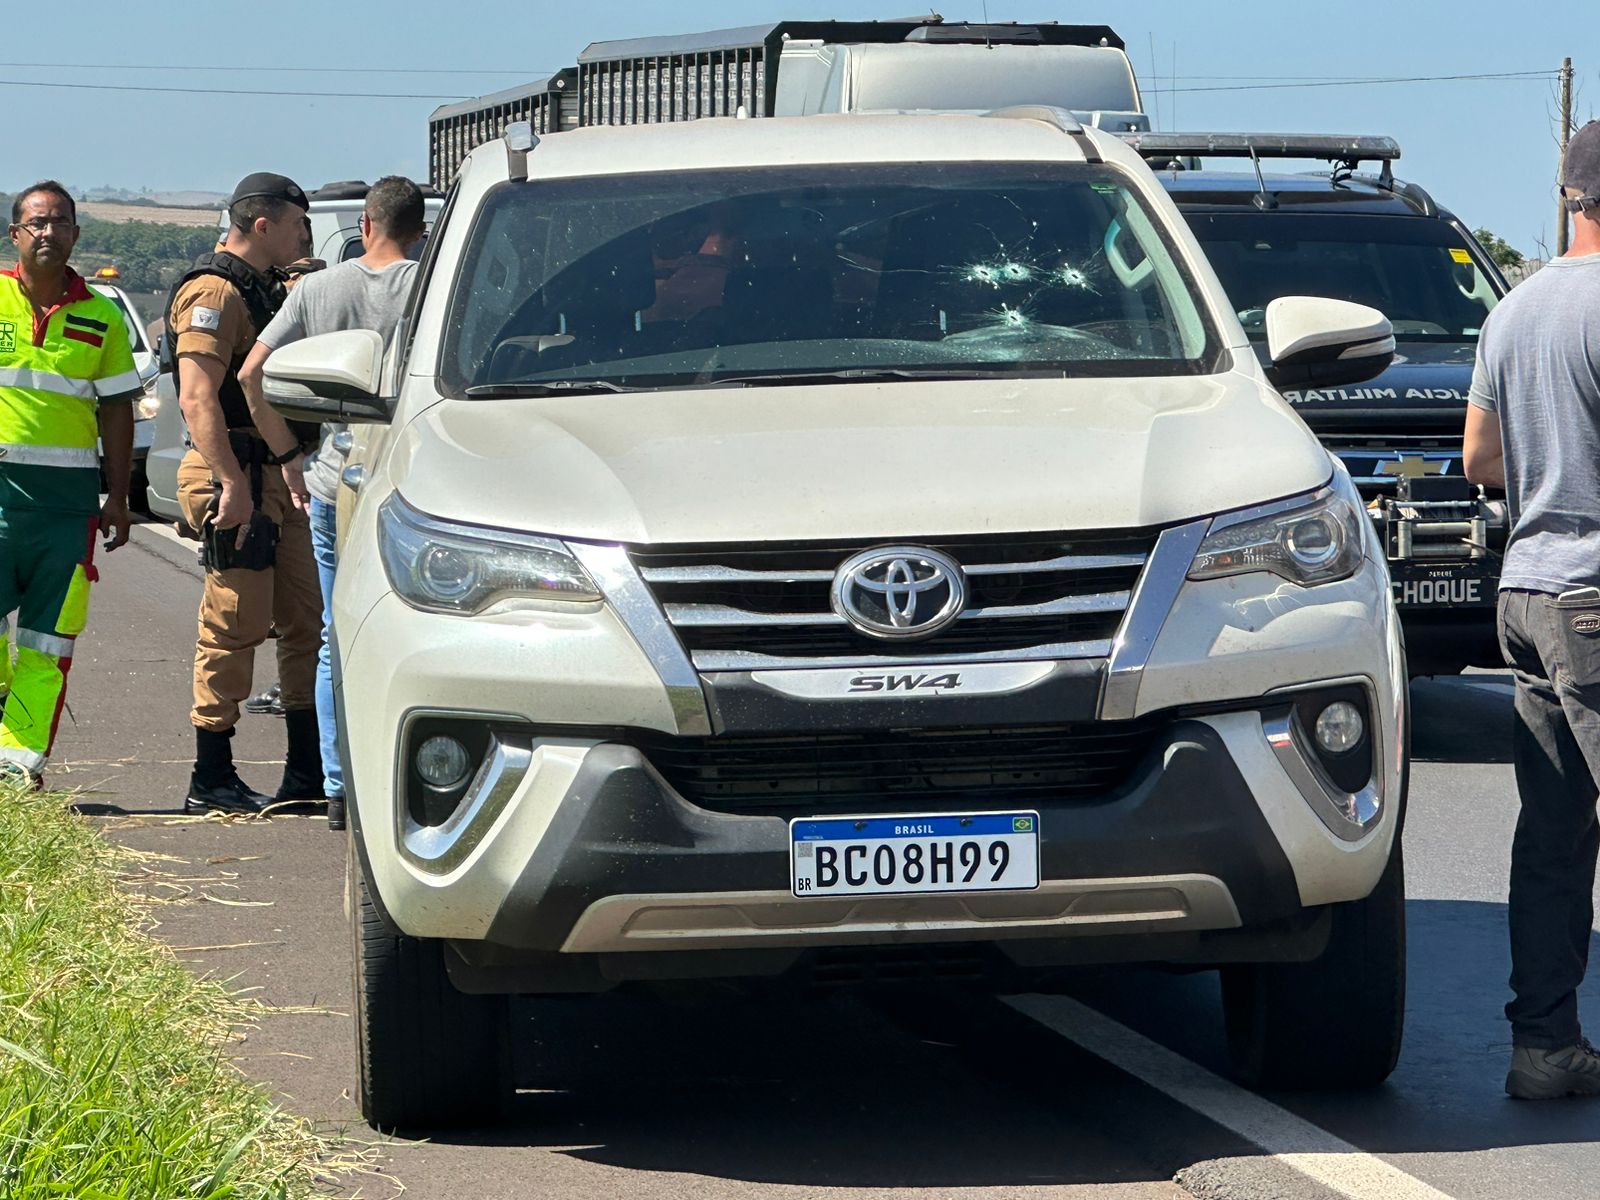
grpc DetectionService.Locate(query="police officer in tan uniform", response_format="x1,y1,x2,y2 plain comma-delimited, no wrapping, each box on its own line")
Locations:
165,173,323,813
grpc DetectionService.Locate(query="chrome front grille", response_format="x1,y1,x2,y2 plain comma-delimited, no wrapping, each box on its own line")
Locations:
629,530,1159,669
1329,440,1465,500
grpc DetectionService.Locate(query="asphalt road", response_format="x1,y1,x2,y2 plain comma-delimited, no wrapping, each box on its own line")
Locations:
45,519,1600,1200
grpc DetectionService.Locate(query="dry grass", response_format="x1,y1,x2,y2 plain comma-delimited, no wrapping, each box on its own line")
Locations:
78,201,223,227
0,780,368,1198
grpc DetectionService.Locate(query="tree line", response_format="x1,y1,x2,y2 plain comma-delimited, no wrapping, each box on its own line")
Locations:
2,192,218,293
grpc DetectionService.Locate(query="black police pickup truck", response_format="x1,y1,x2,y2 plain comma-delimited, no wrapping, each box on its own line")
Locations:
1134,134,1510,675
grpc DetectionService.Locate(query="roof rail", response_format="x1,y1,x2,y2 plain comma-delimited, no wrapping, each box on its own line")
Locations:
984,105,1101,162
1346,171,1439,218
984,105,1084,133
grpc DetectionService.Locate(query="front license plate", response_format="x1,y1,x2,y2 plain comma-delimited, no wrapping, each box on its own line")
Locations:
790,811,1040,898
1391,563,1495,609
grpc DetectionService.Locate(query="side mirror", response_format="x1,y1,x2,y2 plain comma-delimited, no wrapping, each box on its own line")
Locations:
1263,297,1395,391
263,329,391,424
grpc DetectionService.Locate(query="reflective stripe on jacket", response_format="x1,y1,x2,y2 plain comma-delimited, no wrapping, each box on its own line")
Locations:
0,268,140,513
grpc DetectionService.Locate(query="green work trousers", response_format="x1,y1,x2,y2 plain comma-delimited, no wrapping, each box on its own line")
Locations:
0,506,97,775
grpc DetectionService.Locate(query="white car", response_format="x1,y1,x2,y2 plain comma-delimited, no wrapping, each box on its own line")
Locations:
265,110,1409,1131
144,182,443,521
88,273,161,509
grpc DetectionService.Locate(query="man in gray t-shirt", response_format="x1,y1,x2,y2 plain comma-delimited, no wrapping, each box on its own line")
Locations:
260,254,417,505
239,176,426,830
1465,120,1600,1099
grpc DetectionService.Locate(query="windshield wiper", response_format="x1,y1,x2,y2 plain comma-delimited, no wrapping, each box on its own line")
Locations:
465,367,1063,397
699,368,1039,388
464,379,634,398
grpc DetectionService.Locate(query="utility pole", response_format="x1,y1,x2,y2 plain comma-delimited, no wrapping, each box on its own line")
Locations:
1558,57,1574,256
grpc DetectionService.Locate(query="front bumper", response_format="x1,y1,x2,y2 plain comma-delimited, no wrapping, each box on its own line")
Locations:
338,503,1404,975
478,716,1304,953
345,684,1396,960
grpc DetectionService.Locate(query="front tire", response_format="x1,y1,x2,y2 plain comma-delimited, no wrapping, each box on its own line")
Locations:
1221,838,1406,1090
348,835,512,1131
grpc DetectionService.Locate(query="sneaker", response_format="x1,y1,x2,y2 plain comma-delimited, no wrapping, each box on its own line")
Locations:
1506,1039,1600,1100
326,796,347,831
244,683,285,717
184,773,270,816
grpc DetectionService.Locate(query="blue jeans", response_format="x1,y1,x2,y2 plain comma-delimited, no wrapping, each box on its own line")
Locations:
309,496,343,799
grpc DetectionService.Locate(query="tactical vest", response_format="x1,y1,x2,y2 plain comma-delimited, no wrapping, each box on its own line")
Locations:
162,252,285,432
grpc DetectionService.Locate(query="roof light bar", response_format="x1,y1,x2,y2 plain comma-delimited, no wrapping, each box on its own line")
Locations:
1122,132,1401,164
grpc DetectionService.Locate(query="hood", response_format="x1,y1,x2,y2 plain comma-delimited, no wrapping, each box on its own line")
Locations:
387,372,1332,545
1272,343,1475,434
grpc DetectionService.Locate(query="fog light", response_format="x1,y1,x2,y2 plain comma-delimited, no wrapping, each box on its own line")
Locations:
416,735,471,789
1313,701,1365,755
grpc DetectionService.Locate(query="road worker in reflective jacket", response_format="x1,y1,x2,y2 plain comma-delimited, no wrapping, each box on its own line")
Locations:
0,181,139,788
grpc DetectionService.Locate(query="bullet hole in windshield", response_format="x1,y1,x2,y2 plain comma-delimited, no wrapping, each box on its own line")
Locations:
953,248,1106,339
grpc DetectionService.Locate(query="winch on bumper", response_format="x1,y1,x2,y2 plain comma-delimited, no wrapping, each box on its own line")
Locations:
1373,475,1508,673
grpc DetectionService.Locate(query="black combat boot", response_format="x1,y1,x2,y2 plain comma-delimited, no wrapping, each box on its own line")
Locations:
273,708,328,816
185,727,270,814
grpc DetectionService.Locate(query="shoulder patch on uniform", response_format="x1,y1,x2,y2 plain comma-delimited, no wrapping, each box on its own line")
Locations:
190,306,223,331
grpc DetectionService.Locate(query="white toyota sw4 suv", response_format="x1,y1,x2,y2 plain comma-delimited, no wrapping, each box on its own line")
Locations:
265,108,1408,1131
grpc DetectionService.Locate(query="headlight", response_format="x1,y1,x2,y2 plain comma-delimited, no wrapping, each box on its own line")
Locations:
1189,485,1365,586
378,493,601,614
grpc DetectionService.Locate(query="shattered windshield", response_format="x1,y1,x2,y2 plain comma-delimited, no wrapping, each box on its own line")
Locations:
1184,213,1499,347
441,163,1222,395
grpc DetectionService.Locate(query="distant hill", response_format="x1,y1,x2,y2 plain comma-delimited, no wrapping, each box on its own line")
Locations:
77,186,227,209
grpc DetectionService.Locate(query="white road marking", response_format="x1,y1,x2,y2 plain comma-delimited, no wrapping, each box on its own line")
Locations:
1006,995,1455,1200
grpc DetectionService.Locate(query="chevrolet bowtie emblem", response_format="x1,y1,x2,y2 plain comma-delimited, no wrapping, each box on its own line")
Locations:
1376,454,1449,480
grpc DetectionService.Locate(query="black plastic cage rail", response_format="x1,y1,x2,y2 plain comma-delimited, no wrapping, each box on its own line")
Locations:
428,69,578,192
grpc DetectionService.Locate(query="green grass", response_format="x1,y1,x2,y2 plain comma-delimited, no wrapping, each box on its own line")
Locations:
0,780,344,1198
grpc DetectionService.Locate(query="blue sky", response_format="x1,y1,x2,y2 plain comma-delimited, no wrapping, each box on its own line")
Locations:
4,1,1588,254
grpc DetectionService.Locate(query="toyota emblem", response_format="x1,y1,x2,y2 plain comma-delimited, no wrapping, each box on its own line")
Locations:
831,546,967,640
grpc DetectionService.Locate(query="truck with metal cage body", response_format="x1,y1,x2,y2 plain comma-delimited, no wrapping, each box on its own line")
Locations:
427,16,1147,187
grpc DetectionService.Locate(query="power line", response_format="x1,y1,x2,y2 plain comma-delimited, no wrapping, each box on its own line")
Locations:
0,61,552,76
0,66,1562,103
0,78,467,100
1151,71,1548,81
1145,70,1557,95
